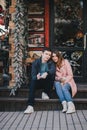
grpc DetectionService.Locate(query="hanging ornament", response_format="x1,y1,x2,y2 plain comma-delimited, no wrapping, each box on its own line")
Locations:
10,0,28,95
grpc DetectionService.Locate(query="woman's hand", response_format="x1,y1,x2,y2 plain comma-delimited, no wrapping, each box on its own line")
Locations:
60,77,66,85
60,77,66,82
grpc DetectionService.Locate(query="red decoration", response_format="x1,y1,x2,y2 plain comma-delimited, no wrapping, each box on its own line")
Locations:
45,0,49,47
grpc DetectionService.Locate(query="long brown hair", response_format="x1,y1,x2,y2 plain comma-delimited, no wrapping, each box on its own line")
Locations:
52,51,64,69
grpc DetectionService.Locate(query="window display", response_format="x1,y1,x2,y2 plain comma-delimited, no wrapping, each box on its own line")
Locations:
54,0,83,48
28,0,49,49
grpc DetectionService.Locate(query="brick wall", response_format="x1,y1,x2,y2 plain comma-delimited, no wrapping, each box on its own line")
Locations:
9,0,16,87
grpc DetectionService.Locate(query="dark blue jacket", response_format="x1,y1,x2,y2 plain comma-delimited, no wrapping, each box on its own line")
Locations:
31,57,56,81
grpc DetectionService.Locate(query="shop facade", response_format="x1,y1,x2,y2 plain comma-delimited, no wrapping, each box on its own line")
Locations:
0,0,87,93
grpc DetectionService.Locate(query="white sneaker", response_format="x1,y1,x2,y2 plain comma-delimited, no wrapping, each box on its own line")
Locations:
62,101,67,113
24,105,34,114
42,92,49,100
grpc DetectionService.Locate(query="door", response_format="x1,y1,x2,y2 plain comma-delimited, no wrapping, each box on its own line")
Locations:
50,0,87,82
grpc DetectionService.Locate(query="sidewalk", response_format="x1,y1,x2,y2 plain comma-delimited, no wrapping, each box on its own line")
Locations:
0,110,87,130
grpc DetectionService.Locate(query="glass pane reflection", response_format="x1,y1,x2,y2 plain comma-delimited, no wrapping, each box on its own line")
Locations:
54,0,83,47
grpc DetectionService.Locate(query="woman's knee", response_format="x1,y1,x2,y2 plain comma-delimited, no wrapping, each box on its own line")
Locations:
62,86,67,92
54,82,61,87
62,84,71,94
63,83,71,90
54,82,62,92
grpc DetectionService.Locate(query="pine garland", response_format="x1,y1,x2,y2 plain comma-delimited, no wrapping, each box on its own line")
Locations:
10,0,28,95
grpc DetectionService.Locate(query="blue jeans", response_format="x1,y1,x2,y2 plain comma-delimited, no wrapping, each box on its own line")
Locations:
54,81,73,102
